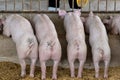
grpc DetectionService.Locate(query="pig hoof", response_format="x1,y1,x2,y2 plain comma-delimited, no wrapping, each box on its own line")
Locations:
52,76,57,80
95,75,99,78
41,78,46,80
21,73,26,77
71,75,75,78
52,78,57,80
104,75,108,78
77,75,82,78
41,77,46,80
30,74,34,77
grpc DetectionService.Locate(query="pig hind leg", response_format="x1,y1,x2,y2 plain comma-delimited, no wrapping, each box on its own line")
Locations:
93,50,101,78
39,48,49,80
40,60,46,80
103,56,110,78
77,49,86,78
30,58,37,77
94,60,100,78
29,46,38,77
68,47,76,78
52,60,59,80
52,51,61,80
17,48,27,77
77,59,85,78
68,57,76,78
19,58,26,77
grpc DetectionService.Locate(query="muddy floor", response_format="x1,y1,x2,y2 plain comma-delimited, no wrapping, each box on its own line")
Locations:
0,62,120,80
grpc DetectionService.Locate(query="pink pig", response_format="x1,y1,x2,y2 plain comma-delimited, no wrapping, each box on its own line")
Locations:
103,15,120,35
59,10,87,78
33,14,61,80
84,11,111,78
0,14,38,77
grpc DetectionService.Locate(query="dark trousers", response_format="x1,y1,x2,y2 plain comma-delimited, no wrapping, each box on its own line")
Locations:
49,0,60,7
49,0,81,9
68,0,81,9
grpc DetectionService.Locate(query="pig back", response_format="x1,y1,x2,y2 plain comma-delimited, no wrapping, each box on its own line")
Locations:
86,16,108,46
64,13,85,42
33,14,58,42
5,14,34,42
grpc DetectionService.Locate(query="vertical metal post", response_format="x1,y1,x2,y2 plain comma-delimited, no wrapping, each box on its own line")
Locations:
114,0,116,11
30,0,32,11
22,0,24,11
98,0,99,11
47,0,49,10
5,0,7,11
81,0,82,11
106,0,108,11
55,0,58,11
89,0,91,11
14,0,16,11
72,0,74,10
38,0,40,11
63,0,66,10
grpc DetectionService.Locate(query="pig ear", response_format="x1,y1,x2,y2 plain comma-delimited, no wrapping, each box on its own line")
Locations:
73,9,81,16
89,11,94,16
58,10,67,18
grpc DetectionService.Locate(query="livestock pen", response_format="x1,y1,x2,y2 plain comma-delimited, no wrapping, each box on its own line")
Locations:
0,0,120,80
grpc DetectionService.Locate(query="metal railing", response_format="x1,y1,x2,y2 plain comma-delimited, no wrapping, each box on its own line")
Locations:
0,0,119,13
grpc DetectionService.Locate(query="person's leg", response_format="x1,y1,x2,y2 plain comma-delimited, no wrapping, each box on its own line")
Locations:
68,0,81,9
49,0,60,7
48,0,60,11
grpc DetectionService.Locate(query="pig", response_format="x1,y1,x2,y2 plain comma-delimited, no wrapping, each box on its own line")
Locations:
103,15,120,35
32,14,61,80
59,10,87,78
84,11,111,78
0,14,38,77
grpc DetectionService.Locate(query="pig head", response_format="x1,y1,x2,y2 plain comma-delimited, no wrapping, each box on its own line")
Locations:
103,15,120,35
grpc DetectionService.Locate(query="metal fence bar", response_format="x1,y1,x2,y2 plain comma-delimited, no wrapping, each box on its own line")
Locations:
22,0,24,11
106,0,108,11
47,0,49,10
89,0,91,11
81,0,82,11
98,0,99,11
38,0,40,11
63,0,66,10
72,0,74,10
114,0,116,11
14,0,16,11
1,0,120,13
5,0,7,11
55,0,57,11
30,0,32,11
1,10,120,13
